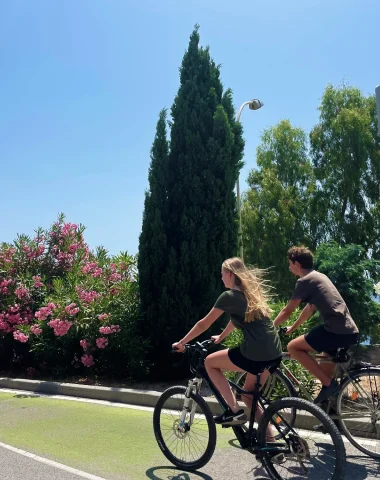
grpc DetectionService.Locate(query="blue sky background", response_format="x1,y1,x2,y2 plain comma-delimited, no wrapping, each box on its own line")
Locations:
1,0,379,256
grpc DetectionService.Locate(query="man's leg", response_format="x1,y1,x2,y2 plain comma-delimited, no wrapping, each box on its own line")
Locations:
287,336,332,386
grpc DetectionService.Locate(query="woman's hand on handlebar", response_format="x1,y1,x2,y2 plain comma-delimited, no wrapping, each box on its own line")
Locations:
279,326,295,336
210,335,222,344
172,341,185,353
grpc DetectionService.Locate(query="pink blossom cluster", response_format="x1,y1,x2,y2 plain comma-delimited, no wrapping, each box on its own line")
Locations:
21,242,45,260
0,305,33,332
33,276,44,288
108,272,121,282
68,243,80,254
76,287,100,304
82,262,103,278
0,247,16,264
96,337,108,349
98,313,109,321
80,339,90,350
65,303,80,316
30,324,43,335
56,251,75,268
35,303,57,320
99,324,120,335
15,285,31,301
81,354,94,367
13,330,29,343
48,318,72,336
0,278,13,295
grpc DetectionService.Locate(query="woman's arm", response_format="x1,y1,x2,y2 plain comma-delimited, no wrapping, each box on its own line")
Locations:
212,321,236,344
173,307,224,352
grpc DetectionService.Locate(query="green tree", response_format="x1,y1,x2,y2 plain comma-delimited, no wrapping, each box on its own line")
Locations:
314,242,380,343
310,84,380,255
140,26,244,377
138,109,169,348
242,120,314,297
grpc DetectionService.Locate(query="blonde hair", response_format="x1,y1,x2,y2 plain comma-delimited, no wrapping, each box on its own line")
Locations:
222,257,272,322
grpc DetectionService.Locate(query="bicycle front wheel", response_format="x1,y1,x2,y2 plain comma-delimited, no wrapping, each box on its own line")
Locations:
337,367,380,458
257,397,346,480
153,386,217,471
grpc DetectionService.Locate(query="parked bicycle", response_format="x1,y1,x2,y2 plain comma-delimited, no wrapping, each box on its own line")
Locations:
153,339,346,479
232,327,380,458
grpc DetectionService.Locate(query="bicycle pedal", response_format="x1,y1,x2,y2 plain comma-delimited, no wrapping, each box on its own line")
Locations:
221,424,232,429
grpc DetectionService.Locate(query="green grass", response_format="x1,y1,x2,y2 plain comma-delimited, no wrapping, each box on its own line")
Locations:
0,392,235,480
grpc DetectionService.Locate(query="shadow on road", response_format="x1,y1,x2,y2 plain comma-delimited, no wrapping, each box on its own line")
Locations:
145,466,213,479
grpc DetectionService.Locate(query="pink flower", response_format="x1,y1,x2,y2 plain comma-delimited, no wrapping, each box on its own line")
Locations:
15,286,30,301
13,330,29,343
81,354,95,367
98,313,109,321
108,273,121,282
0,278,13,295
35,303,56,321
76,287,100,304
48,319,72,336
99,324,120,335
96,337,108,349
80,339,90,350
30,325,43,335
65,303,80,316
33,276,44,288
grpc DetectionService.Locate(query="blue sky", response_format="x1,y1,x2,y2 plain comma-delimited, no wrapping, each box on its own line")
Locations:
1,0,379,256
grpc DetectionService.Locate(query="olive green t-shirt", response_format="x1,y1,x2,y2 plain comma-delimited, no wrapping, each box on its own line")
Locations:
214,289,282,362
291,270,359,335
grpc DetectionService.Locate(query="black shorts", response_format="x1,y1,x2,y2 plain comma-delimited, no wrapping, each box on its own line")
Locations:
228,347,282,375
305,324,359,355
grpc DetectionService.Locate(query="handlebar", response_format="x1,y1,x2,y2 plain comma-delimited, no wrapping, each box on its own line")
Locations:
172,339,215,353
278,326,288,335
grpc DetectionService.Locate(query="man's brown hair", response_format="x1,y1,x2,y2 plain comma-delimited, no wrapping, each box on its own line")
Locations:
287,246,313,269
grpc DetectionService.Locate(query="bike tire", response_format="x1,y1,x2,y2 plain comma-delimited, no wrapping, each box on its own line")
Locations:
336,367,380,458
257,397,346,480
153,386,217,471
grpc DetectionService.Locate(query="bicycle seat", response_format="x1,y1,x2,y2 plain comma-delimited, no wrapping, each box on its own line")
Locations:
330,348,351,364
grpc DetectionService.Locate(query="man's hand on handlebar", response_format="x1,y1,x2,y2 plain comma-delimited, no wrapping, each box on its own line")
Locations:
279,326,295,336
210,335,222,344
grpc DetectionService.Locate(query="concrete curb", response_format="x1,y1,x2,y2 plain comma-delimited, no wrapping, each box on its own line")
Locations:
0,377,370,436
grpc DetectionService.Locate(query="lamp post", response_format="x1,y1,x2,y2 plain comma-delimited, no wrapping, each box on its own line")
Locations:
376,86,380,136
235,99,264,261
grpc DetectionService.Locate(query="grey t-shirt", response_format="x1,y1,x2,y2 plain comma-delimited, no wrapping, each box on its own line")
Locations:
214,289,282,362
291,270,359,335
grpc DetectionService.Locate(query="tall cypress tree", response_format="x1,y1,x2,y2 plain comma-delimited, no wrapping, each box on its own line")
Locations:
145,26,244,377
138,109,169,345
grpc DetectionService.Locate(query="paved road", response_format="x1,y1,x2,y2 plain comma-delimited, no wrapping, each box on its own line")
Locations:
0,389,379,480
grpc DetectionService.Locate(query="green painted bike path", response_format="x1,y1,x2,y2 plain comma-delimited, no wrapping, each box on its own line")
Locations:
0,392,237,480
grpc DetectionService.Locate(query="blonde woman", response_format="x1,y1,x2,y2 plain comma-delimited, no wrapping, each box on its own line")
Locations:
172,257,282,434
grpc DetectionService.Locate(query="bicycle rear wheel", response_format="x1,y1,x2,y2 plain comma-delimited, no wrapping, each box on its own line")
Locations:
153,386,217,471
257,397,346,480
337,368,380,458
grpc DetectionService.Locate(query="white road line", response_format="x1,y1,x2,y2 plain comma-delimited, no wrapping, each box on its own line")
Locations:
0,441,107,480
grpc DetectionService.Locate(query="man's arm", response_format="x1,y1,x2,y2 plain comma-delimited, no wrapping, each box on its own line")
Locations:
273,299,302,327
287,303,316,334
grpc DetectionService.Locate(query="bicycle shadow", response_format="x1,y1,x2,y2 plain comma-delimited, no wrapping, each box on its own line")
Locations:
145,466,213,480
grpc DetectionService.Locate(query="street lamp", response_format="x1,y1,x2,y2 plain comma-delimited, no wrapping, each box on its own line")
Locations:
376,86,380,136
235,99,264,261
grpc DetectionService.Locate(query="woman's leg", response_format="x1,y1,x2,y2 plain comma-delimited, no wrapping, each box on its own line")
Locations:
205,350,245,413
287,335,332,386
241,371,277,439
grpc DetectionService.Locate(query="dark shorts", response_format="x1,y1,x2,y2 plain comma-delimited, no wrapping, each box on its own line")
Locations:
305,324,359,355
228,347,282,375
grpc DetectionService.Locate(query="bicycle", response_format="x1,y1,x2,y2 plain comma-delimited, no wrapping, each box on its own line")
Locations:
233,327,380,458
153,339,346,479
